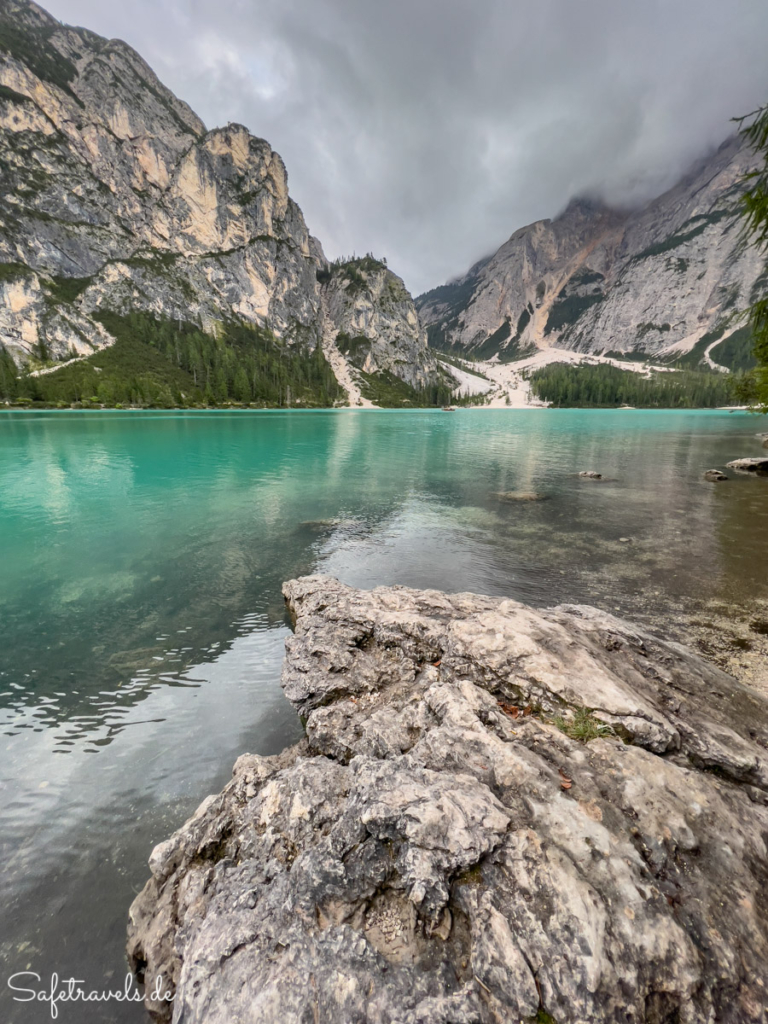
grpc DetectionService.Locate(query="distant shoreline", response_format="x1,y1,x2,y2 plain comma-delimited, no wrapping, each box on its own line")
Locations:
0,405,762,416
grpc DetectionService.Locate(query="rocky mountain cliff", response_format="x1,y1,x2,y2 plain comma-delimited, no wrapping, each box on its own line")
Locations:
0,0,446,405
418,136,765,371
318,256,454,403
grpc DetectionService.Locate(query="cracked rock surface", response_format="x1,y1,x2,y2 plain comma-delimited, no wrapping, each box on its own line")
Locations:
127,576,768,1024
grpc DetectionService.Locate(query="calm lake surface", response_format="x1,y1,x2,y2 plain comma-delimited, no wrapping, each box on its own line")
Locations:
1,408,767,1023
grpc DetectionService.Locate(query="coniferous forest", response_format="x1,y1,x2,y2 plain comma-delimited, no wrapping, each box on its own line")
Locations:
1,313,341,408
527,361,735,408
0,313,473,409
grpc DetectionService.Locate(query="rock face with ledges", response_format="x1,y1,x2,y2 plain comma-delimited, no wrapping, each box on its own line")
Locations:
128,575,768,1024
319,257,452,390
0,0,325,358
418,137,766,370
0,0,442,396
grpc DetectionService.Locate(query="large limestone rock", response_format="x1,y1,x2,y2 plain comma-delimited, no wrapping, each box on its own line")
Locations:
418,137,765,369
128,576,768,1024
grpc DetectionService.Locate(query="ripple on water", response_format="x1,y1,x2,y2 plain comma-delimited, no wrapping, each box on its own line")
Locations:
0,409,767,1022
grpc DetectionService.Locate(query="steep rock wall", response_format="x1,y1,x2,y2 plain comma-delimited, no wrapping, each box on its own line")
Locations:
418,137,765,369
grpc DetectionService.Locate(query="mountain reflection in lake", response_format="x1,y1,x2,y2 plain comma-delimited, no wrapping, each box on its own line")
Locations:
1,408,766,1023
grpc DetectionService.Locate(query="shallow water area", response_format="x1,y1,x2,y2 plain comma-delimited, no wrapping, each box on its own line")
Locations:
1,407,767,1023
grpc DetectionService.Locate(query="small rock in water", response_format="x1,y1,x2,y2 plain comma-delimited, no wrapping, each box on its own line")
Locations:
578,470,602,479
619,537,630,543
493,490,548,502
300,517,363,531
703,469,728,482
726,457,768,475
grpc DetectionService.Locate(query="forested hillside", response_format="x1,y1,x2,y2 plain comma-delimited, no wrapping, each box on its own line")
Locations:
528,362,734,408
0,313,344,407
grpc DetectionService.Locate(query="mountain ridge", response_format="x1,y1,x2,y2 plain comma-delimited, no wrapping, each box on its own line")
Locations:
0,0,449,407
1,0,763,409
417,135,763,373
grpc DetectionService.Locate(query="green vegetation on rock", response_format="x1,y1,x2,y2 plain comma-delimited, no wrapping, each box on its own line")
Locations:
357,368,455,408
467,306,537,362
553,707,611,742
0,7,83,105
1,312,343,408
0,343,19,400
434,350,490,380
473,318,511,359
416,263,490,352
671,323,758,373
335,332,371,368
546,290,604,333
46,275,93,304
601,350,649,363
730,103,768,411
321,254,389,295
636,321,671,339
0,261,33,284
529,1009,558,1024
0,82,30,104
630,207,734,263
711,326,758,372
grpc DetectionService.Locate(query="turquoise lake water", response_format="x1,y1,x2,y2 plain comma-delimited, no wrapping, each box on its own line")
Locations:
1,408,767,1023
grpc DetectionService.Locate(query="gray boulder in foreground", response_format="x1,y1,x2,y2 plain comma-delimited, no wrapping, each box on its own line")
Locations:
127,576,768,1024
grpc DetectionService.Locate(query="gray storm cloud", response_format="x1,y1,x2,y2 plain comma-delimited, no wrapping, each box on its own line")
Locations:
42,0,768,293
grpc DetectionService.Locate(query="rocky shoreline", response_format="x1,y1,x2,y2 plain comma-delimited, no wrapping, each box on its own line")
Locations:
127,576,768,1024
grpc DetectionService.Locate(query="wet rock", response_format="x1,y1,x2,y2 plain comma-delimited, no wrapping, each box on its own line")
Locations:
128,576,768,1024
704,469,728,482
578,470,602,479
492,490,548,502
726,457,768,475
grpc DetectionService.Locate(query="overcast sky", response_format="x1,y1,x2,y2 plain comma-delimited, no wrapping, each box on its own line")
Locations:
42,0,768,294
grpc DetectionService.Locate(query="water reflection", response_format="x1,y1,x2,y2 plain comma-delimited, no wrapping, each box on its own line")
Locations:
0,409,766,1023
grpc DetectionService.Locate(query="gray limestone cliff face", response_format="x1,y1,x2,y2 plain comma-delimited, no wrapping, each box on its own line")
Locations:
0,1,439,400
320,258,454,391
417,200,627,358
0,0,325,360
418,137,765,368
76,125,325,343
128,576,768,1024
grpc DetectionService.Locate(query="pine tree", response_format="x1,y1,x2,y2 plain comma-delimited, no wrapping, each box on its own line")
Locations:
732,104,768,411
213,366,228,404
233,366,251,403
